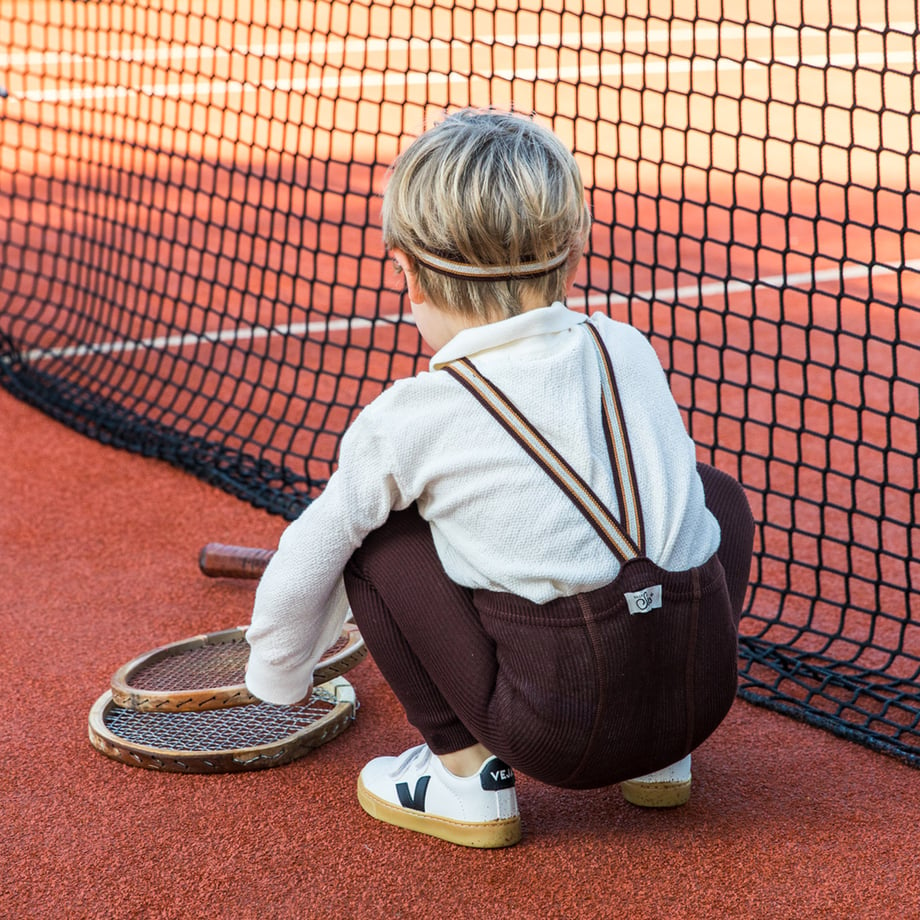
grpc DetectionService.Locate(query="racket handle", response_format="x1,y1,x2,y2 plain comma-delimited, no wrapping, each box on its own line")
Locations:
199,543,275,579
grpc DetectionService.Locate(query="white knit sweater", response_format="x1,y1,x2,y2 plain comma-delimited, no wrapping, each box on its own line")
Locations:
245,303,721,704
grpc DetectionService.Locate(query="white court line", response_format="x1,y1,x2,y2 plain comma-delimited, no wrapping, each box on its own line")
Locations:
20,259,919,365
19,312,396,363
7,48,916,106
4,18,917,105
583,259,920,310
0,20,910,70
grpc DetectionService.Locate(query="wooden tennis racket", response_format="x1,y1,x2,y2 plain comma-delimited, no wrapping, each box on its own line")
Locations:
199,542,275,579
110,622,366,712
89,677,356,773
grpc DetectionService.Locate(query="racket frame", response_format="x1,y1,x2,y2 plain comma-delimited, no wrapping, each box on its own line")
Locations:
88,677,357,773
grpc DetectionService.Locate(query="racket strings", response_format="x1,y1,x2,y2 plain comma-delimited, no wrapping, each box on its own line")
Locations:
128,633,351,691
131,639,249,689
101,692,342,750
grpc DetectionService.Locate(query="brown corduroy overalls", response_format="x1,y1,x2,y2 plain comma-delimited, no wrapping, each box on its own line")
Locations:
344,324,752,789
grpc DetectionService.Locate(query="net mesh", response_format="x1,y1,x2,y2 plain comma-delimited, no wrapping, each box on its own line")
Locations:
2,2,918,765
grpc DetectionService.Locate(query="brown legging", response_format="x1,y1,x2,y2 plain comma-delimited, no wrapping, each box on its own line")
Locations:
344,463,754,789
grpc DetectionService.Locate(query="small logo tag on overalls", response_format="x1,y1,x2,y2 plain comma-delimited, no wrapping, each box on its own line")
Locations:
625,584,663,615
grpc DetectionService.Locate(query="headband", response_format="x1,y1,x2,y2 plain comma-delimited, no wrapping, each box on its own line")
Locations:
413,247,569,281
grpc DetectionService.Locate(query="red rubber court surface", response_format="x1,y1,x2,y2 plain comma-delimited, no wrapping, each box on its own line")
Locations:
2,386,919,920
3,1,920,916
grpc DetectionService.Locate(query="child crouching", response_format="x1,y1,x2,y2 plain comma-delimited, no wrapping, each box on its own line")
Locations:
245,108,754,848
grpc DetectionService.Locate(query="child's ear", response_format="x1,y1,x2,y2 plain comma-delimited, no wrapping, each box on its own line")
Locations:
564,257,582,291
564,238,588,291
390,248,426,304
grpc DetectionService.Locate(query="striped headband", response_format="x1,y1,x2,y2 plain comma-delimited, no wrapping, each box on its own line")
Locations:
413,247,569,281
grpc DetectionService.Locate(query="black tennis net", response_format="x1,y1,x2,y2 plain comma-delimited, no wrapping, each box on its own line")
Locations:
1,1,918,765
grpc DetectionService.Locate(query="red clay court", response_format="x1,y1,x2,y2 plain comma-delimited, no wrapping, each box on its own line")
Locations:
3,385,918,917
2,1,919,917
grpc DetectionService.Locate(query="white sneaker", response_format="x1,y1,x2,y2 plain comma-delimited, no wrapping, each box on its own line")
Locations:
620,754,692,808
357,743,522,848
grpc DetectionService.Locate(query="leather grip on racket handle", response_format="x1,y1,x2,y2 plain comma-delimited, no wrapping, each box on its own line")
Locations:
198,543,276,579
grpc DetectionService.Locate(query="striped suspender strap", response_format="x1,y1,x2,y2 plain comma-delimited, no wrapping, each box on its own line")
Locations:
443,322,645,565
582,321,645,556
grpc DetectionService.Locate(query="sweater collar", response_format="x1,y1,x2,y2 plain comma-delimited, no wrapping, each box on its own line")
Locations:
429,302,585,371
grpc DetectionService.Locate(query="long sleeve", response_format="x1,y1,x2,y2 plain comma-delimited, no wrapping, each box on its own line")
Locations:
244,417,403,704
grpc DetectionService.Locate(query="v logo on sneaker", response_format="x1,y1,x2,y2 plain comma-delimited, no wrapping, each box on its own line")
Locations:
396,775,431,811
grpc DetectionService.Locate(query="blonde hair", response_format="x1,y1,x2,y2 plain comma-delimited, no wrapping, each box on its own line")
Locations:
382,108,591,321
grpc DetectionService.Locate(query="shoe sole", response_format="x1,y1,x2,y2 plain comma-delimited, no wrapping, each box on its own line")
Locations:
357,776,522,848
620,778,691,808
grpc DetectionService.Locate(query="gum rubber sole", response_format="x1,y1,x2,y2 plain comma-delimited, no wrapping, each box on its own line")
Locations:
620,778,692,808
357,777,522,849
